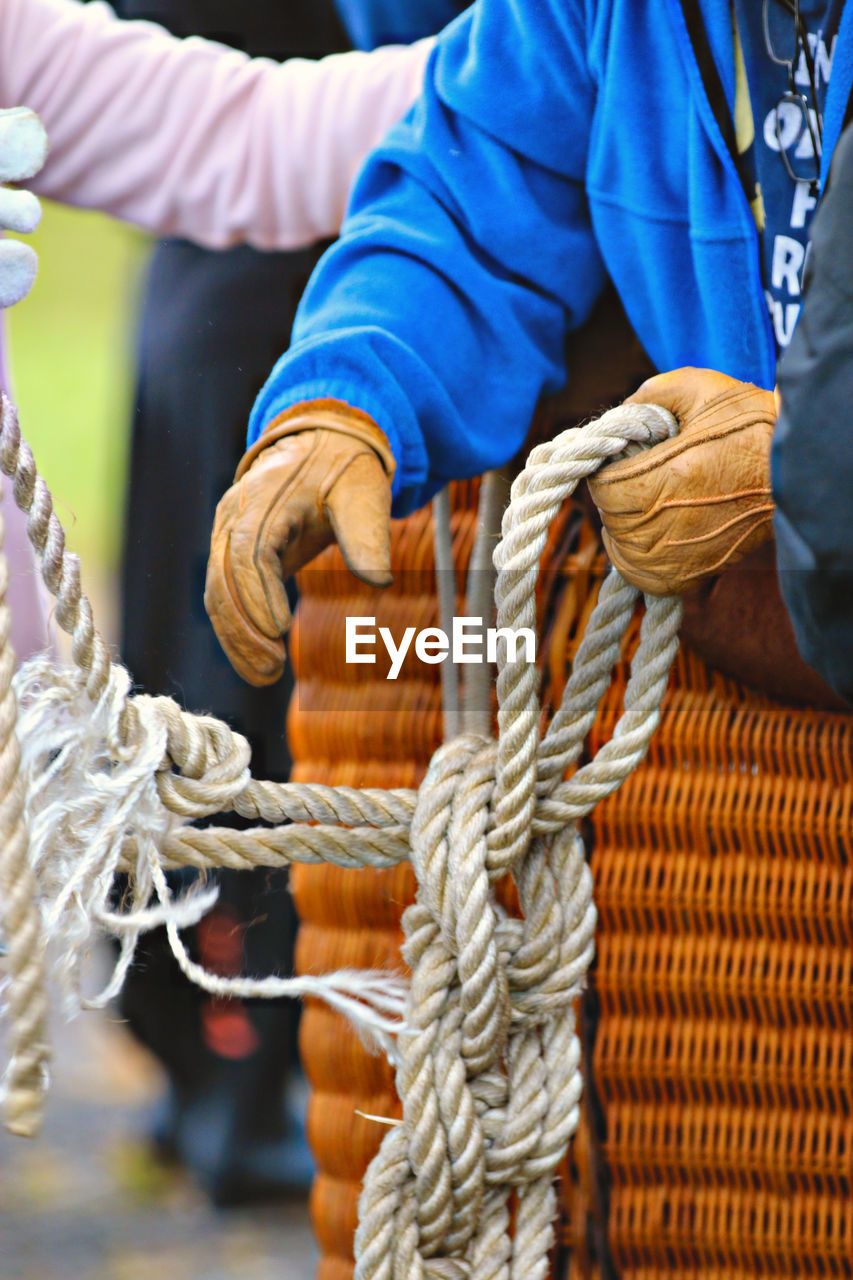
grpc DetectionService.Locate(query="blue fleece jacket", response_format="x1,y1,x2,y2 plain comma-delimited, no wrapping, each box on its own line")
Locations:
250,0,853,517
334,0,466,49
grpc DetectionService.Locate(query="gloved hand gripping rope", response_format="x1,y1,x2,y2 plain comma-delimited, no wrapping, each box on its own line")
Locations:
0,392,682,1278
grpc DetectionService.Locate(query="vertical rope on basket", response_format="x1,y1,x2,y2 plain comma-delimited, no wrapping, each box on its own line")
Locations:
464,468,509,738
434,484,461,741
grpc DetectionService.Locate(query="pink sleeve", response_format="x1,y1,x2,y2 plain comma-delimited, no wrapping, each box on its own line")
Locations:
0,0,431,250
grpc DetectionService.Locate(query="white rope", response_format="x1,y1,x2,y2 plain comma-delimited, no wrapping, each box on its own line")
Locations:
0,393,682,1280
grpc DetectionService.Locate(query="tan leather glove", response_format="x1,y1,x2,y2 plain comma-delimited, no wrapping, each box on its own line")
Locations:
587,367,776,596
205,399,395,686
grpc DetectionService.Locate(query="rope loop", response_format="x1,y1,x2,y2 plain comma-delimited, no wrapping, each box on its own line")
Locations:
353,402,681,1278
143,696,252,819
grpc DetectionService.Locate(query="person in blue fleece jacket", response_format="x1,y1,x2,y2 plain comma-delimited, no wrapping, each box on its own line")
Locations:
205,0,853,699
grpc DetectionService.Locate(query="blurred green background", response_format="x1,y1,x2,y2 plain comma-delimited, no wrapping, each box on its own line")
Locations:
7,201,149,638
0,209,322,1278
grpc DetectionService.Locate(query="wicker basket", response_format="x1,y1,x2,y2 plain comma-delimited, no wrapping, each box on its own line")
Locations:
288,295,853,1276
290,498,853,1280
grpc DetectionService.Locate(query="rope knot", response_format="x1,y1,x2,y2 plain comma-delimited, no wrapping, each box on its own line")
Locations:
140,695,251,819
10,663,223,1015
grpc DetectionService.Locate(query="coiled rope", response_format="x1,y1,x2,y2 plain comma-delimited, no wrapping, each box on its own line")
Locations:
0,392,682,1278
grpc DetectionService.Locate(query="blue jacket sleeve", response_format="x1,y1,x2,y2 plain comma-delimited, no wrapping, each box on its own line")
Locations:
773,122,853,704
249,0,608,516
334,0,468,49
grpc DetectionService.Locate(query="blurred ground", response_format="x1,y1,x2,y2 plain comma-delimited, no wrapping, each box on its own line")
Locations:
0,973,317,1280
1,206,318,1278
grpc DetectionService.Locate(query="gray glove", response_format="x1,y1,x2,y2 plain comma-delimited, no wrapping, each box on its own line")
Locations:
0,108,48,308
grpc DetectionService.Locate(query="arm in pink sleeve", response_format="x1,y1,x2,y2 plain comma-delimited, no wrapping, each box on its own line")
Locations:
0,0,431,250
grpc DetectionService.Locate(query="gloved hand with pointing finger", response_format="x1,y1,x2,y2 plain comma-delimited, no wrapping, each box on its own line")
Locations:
205,400,395,686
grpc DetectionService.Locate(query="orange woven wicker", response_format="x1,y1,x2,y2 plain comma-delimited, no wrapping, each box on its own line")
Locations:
290,485,471,1280
290,511,853,1280
289,298,853,1278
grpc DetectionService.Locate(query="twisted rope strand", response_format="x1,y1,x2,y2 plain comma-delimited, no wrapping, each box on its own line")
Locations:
0,486,49,1137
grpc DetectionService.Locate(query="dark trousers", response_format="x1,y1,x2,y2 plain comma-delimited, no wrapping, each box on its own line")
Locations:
119,237,329,1093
